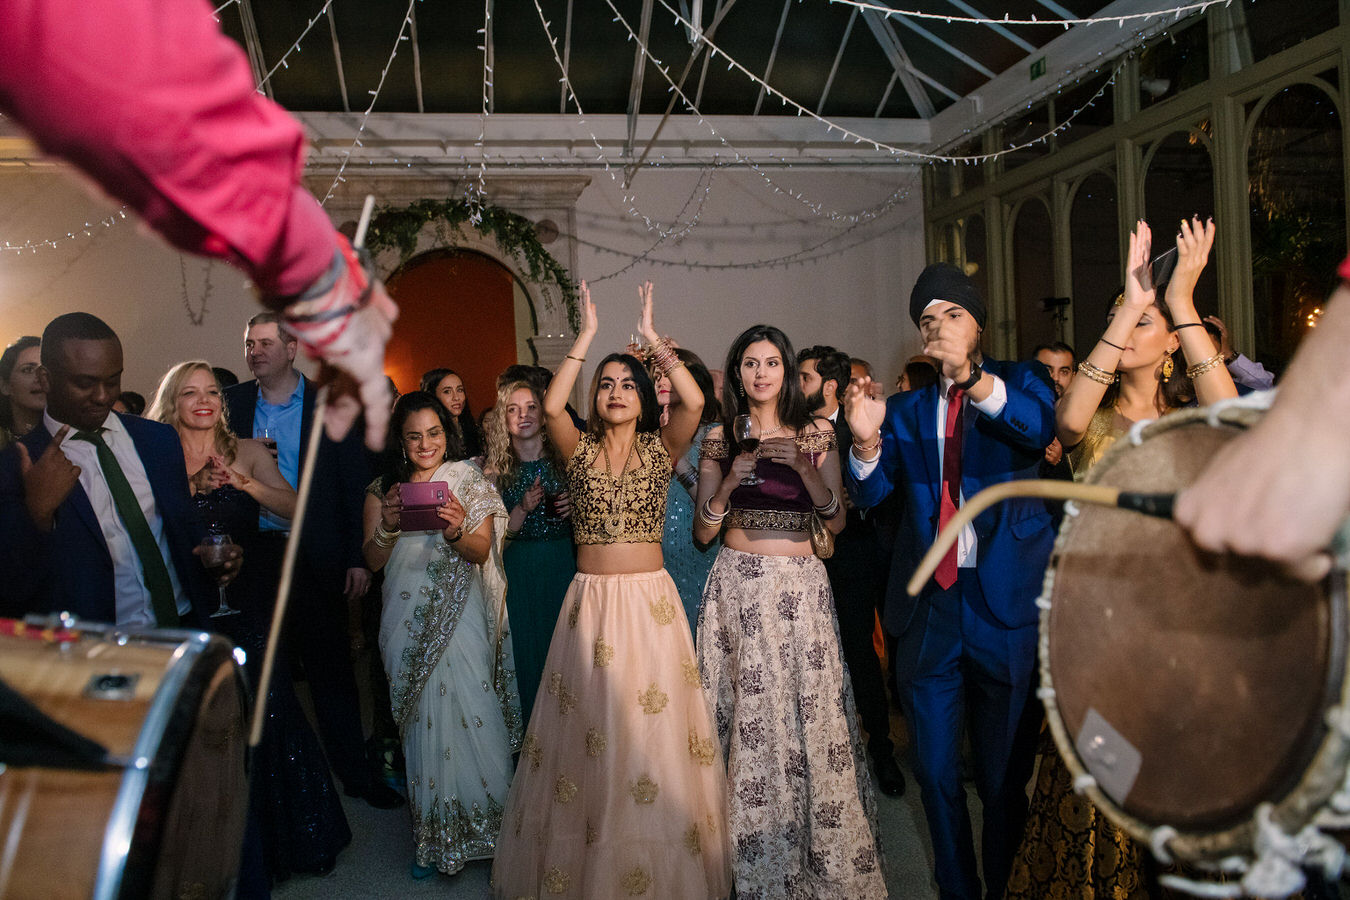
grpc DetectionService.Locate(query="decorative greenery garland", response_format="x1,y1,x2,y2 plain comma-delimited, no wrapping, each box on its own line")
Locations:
364,198,579,331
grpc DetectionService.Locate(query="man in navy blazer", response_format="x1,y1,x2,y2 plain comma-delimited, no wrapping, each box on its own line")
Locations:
845,264,1057,900
0,313,238,624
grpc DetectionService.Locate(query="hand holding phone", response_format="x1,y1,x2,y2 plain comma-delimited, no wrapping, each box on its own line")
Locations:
398,481,452,531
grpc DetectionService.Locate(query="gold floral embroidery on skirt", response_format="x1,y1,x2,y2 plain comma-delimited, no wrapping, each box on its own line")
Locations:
585,821,598,845
684,823,702,855
681,658,701,686
648,595,676,625
620,866,652,895
554,775,578,804
593,636,614,668
567,598,581,628
638,682,668,714
543,867,570,894
585,728,608,757
522,732,543,770
630,774,659,804
688,730,716,766
546,672,577,714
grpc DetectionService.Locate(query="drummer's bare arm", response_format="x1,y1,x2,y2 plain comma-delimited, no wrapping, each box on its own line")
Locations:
1164,218,1237,405
1176,279,1350,581
1058,221,1154,447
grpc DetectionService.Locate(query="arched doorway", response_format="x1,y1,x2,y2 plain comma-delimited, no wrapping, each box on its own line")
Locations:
384,249,533,414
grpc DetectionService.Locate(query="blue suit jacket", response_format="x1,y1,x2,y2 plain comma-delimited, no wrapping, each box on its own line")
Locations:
223,378,367,580
846,357,1057,632
0,414,214,622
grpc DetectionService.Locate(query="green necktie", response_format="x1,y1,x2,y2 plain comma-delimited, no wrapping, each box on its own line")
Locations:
73,429,180,627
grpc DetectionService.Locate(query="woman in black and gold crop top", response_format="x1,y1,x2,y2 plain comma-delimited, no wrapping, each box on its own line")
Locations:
492,282,732,900
694,324,886,897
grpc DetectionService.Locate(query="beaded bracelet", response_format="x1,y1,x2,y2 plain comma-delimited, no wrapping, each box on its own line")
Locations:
1186,353,1226,379
1077,360,1117,386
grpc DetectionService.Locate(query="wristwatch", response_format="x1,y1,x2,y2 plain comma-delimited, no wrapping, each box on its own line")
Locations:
952,361,982,391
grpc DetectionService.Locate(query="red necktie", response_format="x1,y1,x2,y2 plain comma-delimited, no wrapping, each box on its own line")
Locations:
935,385,965,590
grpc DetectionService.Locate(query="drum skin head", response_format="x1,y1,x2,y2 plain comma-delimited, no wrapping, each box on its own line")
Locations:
1047,418,1337,833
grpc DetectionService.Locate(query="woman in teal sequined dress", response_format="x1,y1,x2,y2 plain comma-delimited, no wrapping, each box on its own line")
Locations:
653,348,721,636
484,379,576,724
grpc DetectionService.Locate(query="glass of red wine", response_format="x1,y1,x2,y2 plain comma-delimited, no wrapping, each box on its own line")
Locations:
732,415,763,486
200,532,240,618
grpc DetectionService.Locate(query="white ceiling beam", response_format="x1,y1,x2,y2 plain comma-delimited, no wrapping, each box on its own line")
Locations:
943,0,1036,53
753,0,794,116
927,0,1196,150
624,0,656,156
893,16,995,79
860,9,938,116
1033,0,1076,20
409,5,425,114
817,6,859,113
235,0,271,101
560,0,575,113
325,4,352,113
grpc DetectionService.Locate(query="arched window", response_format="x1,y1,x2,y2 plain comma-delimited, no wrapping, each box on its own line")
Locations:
1144,129,1217,313
1069,171,1120,354
1010,197,1057,357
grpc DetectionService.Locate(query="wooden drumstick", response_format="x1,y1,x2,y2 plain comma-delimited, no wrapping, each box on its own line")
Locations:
904,480,1175,597
249,193,378,748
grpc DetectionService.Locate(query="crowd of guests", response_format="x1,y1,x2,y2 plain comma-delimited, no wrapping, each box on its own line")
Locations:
0,216,1319,900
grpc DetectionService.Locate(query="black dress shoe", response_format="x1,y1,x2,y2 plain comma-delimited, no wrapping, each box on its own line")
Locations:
345,781,406,809
873,754,906,798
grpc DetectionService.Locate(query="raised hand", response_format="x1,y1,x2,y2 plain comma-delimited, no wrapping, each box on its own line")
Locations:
1123,220,1155,311
637,280,659,344
519,475,545,514
843,379,886,448
190,455,230,494
1165,216,1215,311
579,281,598,338
18,426,81,530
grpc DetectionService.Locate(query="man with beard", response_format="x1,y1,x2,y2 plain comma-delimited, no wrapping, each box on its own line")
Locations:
797,345,905,797
1032,342,1075,479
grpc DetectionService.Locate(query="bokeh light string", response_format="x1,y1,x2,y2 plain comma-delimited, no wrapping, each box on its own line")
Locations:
827,0,1230,28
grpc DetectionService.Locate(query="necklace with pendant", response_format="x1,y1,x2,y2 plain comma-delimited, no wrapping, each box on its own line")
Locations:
601,437,637,537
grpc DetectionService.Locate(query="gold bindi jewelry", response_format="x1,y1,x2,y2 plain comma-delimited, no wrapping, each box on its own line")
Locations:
600,438,638,537
1077,359,1117,386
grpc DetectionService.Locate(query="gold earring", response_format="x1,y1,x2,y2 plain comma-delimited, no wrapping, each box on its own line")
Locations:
1161,356,1174,382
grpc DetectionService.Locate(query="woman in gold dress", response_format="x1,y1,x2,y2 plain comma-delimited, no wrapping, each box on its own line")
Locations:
1006,217,1238,899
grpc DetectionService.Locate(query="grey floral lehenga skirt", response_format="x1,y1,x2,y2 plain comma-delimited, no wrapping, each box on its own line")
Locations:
697,546,886,899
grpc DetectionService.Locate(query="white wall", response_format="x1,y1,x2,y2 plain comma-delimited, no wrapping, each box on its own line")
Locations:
0,163,927,402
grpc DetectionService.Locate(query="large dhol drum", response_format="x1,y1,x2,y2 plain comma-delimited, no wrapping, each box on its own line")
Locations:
1040,402,1350,880
0,624,249,899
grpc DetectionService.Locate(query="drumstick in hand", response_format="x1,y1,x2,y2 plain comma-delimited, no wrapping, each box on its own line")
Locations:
904,481,1174,597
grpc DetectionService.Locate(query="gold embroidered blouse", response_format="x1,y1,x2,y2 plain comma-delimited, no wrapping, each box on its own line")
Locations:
567,431,672,545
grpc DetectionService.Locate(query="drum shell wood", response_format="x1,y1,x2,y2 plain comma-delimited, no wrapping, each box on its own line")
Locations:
1040,404,1350,862
0,628,249,899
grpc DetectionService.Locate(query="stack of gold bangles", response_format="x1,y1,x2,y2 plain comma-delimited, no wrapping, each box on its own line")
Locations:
646,336,686,374
372,522,401,549
1186,354,1225,379
699,498,728,529
1077,359,1117,385
813,490,841,519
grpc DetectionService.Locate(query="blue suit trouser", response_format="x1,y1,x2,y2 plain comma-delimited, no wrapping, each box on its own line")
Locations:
896,569,1038,900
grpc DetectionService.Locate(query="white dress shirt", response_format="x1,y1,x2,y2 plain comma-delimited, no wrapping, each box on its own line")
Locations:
46,410,190,627
849,372,1007,568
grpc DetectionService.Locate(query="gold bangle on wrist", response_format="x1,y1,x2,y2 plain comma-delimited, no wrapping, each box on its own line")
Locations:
566,353,586,363
1185,353,1226,379
1077,360,1117,386
852,436,881,454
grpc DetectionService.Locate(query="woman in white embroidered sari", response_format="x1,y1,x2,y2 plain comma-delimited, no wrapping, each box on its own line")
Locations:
362,391,522,879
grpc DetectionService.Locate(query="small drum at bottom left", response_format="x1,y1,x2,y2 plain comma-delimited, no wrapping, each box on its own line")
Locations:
0,625,250,900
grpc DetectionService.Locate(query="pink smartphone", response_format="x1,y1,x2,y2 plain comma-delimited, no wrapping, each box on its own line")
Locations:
398,481,452,532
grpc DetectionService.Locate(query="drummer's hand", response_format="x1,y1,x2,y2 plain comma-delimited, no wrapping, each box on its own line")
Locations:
1175,415,1345,582
195,542,244,586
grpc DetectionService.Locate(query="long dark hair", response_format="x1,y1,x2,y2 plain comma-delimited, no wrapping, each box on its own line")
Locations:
1100,294,1194,414
720,324,812,434
378,391,457,489
0,336,40,434
673,348,720,425
586,353,660,435
418,368,474,460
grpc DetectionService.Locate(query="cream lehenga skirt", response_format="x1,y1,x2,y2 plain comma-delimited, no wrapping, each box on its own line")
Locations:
491,569,732,899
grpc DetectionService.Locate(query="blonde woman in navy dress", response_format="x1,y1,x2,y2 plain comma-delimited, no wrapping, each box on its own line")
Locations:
492,282,731,899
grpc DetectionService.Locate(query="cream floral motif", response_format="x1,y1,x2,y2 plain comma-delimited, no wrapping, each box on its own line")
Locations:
687,730,716,766
620,866,652,895
593,636,614,668
555,775,578,804
684,824,702,855
681,658,701,686
638,682,668,714
585,728,607,757
630,774,659,804
648,595,676,626
543,868,570,894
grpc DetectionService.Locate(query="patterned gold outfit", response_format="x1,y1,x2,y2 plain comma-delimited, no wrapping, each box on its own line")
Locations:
491,431,733,899
375,460,522,875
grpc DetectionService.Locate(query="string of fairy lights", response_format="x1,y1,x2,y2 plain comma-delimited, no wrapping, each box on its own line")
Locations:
2,0,1219,259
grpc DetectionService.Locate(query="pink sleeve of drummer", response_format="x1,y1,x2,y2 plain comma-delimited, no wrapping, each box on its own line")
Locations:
0,0,335,299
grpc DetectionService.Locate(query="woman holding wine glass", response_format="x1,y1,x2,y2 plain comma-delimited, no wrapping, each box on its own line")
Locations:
492,282,731,900
693,325,885,897
150,360,351,880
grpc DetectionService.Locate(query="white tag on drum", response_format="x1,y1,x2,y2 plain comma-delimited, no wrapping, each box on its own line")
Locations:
1075,707,1142,805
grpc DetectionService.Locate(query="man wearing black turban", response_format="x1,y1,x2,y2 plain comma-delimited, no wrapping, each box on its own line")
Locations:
842,262,1057,900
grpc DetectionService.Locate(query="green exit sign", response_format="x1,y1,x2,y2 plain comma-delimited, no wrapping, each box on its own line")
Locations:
1030,57,1046,80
